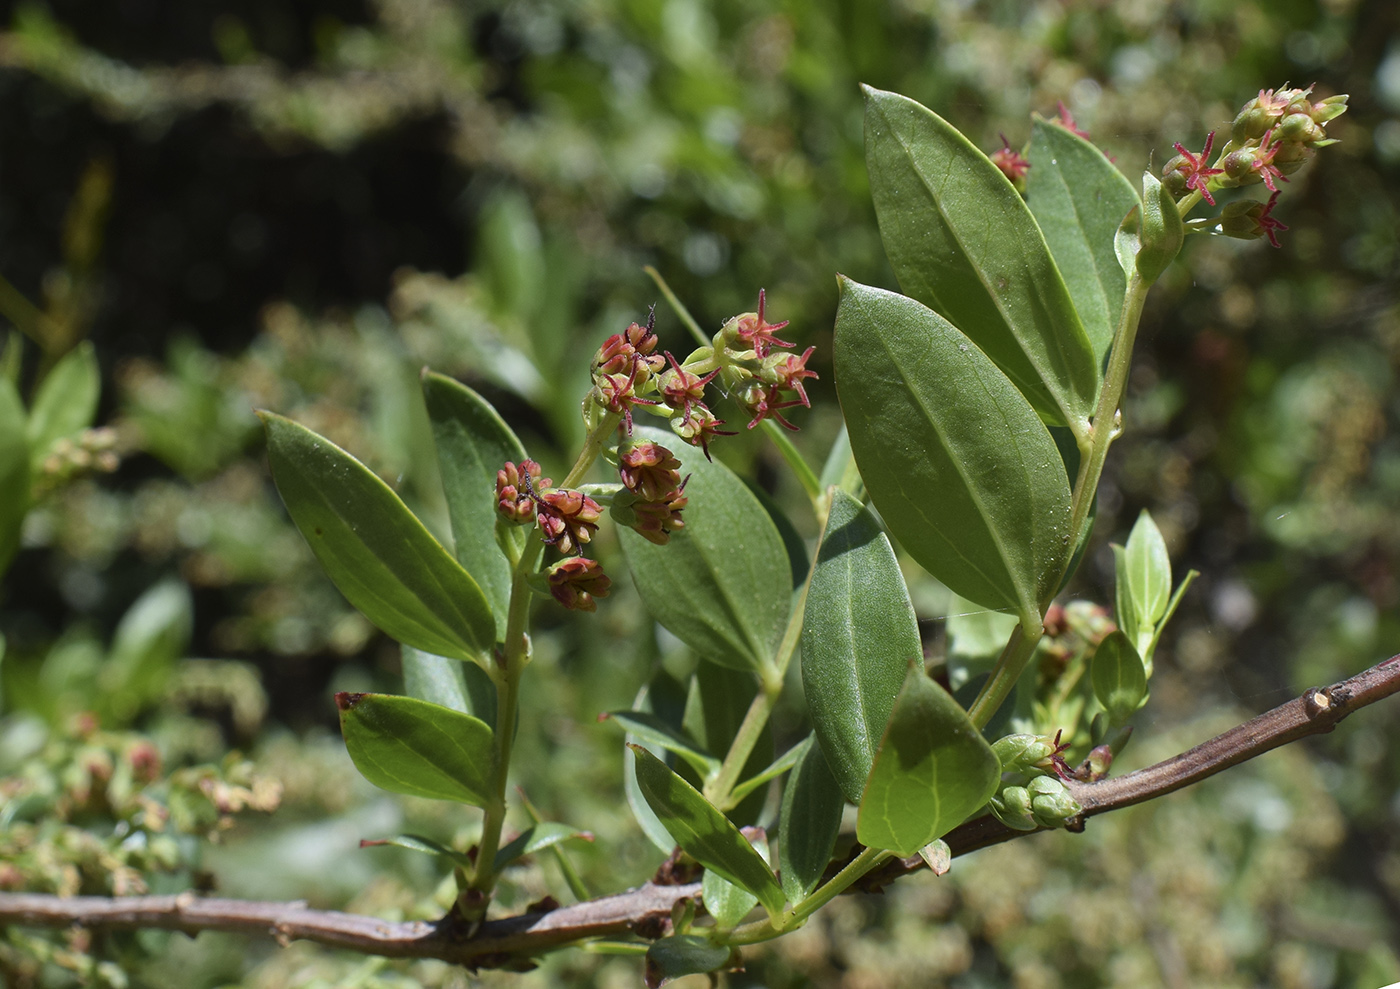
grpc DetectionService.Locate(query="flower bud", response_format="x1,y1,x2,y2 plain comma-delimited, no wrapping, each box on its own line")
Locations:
496,460,547,525
537,488,602,554
618,442,683,500
992,733,1056,775
1027,775,1082,828
989,785,1037,831
547,557,611,611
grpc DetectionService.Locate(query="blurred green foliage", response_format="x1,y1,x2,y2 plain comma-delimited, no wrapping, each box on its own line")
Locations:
0,0,1398,985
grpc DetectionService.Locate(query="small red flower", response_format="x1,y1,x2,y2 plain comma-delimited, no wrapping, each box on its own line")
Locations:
729,289,792,358
1257,191,1289,248
990,134,1031,185
593,364,660,433
537,488,602,554
740,382,804,431
670,405,736,461
658,352,720,424
766,346,818,408
618,442,683,501
1168,131,1225,205
1054,101,1090,140
547,556,611,612
497,460,548,524
627,485,689,546
592,308,665,378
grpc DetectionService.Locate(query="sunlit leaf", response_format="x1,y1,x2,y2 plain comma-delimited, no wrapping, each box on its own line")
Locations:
401,645,497,728
802,488,923,802
603,710,719,778
857,663,1001,857
863,85,1097,431
336,692,494,806
618,426,790,674
1091,631,1148,724
834,280,1072,621
261,412,496,666
422,371,527,635
630,745,785,917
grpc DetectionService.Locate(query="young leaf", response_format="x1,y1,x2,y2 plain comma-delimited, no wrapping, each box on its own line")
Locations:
856,663,1001,857
644,935,732,988
1122,509,1172,628
1025,118,1140,365
1090,631,1148,724
778,734,844,903
618,426,791,674
629,744,786,918
862,85,1098,432
493,822,594,871
1132,170,1185,284
401,645,497,728
359,833,474,871
261,413,496,667
603,710,720,778
802,488,923,802
703,829,769,929
0,378,29,575
834,280,1073,621
421,372,527,634
335,692,494,806
26,342,100,470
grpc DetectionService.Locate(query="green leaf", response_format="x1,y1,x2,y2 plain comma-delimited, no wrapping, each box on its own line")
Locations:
834,280,1073,621
743,479,809,588
1132,170,1185,284
1090,631,1148,723
603,710,720,778
644,935,732,987
26,342,100,470
401,645,497,728
856,663,1001,857
618,426,791,673
862,85,1098,432
0,378,30,575
421,372,527,635
336,692,494,806
494,822,593,872
629,744,786,917
624,669,691,855
802,488,923,802
100,579,192,722
1025,118,1140,366
779,735,844,902
702,829,769,929
261,412,496,666
945,593,1019,690
359,833,474,871
1122,509,1172,626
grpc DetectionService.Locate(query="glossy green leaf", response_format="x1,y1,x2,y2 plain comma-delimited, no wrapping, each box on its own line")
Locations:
336,692,494,806
629,744,785,917
401,645,497,728
1132,170,1185,284
802,488,923,802
604,710,719,778
862,85,1097,431
1025,118,1140,366
644,935,732,987
1122,510,1172,627
779,734,844,902
856,663,1001,857
744,479,809,588
1090,631,1148,724
261,413,496,666
359,833,474,871
618,426,791,673
494,822,593,871
0,378,30,575
26,342,100,470
421,372,527,634
683,660,771,823
834,280,1073,621
702,829,769,928
624,669,691,855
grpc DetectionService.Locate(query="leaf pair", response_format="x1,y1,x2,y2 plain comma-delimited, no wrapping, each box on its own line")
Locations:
802,492,1000,858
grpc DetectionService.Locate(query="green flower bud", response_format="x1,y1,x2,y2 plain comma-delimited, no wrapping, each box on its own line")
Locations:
1278,112,1323,144
1027,775,1083,828
992,734,1056,774
990,785,1037,831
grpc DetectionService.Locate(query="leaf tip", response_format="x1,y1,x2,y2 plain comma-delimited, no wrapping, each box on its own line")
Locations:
335,691,366,712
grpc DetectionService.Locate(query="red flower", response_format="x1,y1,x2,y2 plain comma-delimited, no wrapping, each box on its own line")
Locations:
626,486,689,546
670,405,735,461
496,460,548,524
728,289,792,358
658,352,719,424
766,346,818,407
618,442,683,501
537,488,602,554
1256,191,1289,248
548,557,611,612
1054,101,1090,140
740,382,804,431
990,134,1030,186
1168,131,1225,205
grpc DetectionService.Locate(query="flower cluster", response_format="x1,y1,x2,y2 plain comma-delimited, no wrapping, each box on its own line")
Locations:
583,291,815,458
612,440,688,546
1162,84,1347,247
496,458,610,610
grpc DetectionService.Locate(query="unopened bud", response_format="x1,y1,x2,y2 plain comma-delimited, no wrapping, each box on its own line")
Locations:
1027,775,1082,827
989,785,1037,831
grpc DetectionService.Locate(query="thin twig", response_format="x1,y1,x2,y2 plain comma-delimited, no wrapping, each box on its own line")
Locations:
2,654,1397,968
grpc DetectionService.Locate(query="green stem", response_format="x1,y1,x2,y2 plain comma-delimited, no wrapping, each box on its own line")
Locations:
705,552,812,809
728,846,892,944
761,420,822,504
563,413,622,489
644,265,710,349
965,620,1042,731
